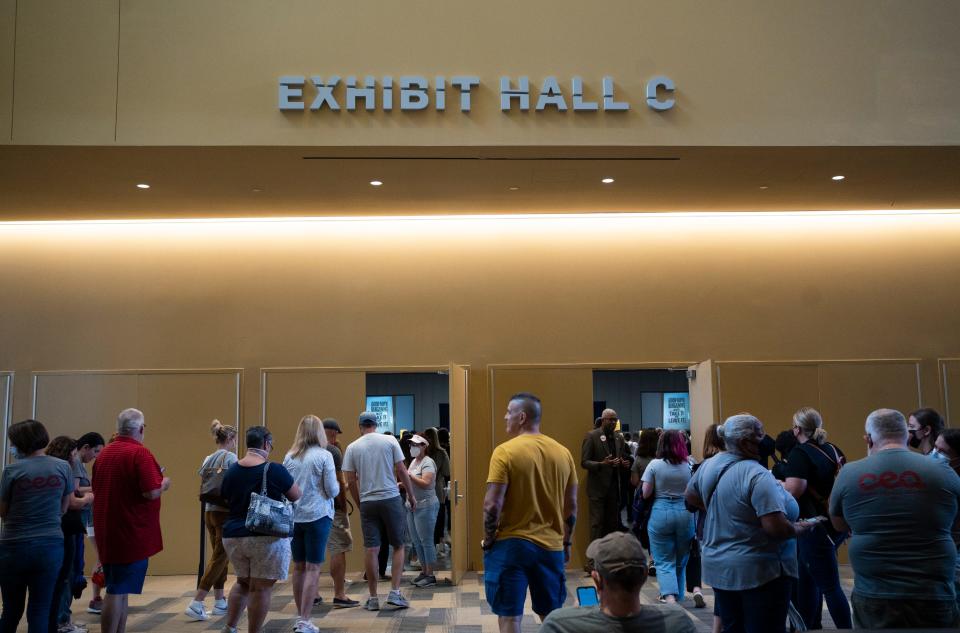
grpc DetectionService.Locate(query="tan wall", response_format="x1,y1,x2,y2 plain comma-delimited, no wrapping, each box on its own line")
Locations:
3,0,960,146
1,211,959,572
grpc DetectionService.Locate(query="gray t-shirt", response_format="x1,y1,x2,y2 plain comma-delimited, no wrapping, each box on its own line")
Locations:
283,446,339,522
73,459,93,525
829,448,960,600
686,452,787,590
342,432,404,502
199,449,238,512
540,603,696,633
0,455,74,543
407,456,438,506
641,458,692,499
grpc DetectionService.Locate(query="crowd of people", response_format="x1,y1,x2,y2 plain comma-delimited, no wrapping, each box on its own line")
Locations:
2,396,959,633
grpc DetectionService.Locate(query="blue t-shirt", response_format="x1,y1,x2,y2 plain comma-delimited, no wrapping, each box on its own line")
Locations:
686,452,788,590
0,455,74,543
829,448,960,600
220,461,294,538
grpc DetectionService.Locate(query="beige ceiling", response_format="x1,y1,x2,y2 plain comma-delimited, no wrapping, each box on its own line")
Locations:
1,146,958,220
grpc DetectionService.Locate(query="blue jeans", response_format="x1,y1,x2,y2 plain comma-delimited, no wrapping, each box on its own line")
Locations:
0,537,64,633
647,497,694,600
407,498,439,566
714,574,792,633
797,525,851,629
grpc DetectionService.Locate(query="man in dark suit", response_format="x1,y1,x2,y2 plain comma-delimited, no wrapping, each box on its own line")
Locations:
581,408,633,541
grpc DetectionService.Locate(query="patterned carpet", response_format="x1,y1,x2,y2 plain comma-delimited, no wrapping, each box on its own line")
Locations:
44,566,855,633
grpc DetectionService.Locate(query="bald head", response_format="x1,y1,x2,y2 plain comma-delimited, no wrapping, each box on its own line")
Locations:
600,408,618,432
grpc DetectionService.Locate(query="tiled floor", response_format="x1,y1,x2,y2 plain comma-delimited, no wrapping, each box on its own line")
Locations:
48,566,855,633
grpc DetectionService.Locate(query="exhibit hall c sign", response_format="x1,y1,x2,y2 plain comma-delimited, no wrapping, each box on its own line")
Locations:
278,74,676,113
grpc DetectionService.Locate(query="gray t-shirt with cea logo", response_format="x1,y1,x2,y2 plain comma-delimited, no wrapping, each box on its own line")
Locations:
342,432,404,502
829,448,960,600
0,455,74,543
540,603,696,633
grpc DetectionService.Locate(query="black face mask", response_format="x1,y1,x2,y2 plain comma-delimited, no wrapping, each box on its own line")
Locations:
908,432,922,449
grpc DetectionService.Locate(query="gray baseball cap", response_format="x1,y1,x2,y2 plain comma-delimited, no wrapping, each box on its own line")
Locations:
586,532,647,575
358,411,378,426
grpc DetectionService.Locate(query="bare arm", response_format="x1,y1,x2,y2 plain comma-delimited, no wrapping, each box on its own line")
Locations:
68,491,93,511
784,477,807,499
830,510,850,534
142,477,171,500
482,482,508,543
760,511,809,541
408,466,435,489
562,482,578,563
684,487,705,512
642,481,655,500
395,461,417,510
344,471,361,507
285,482,302,502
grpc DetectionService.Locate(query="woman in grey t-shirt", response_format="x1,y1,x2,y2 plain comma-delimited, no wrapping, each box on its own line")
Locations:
405,434,440,587
0,419,73,633
640,429,694,604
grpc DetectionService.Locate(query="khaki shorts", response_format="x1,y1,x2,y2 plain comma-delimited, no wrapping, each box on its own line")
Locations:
327,509,353,555
223,536,291,581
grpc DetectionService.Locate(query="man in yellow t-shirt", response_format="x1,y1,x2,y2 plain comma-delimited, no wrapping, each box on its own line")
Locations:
481,392,578,633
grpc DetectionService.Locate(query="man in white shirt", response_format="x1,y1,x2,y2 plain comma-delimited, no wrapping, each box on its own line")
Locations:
342,412,417,611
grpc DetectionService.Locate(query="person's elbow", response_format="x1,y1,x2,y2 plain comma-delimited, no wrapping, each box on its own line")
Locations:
287,483,302,502
760,512,795,540
830,514,849,534
684,489,704,511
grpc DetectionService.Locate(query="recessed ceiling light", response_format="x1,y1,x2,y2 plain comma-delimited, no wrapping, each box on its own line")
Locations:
136,183,150,189
508,186,520,191
251,188,263,193
601,178,615,184
369,180,383,187
832,175,845,181
759,186,769,190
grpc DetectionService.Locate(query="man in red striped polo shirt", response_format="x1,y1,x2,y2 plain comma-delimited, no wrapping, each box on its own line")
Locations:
92,408,171,633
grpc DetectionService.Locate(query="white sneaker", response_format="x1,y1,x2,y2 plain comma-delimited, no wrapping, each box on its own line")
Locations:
212,599,228,616
184,600,210,621
294,620,318,633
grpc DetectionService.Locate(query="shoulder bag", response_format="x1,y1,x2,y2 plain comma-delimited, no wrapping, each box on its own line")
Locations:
198,450,230,505
245,463,295,537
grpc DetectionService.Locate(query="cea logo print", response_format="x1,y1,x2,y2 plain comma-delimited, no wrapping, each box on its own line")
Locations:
858,470,926,491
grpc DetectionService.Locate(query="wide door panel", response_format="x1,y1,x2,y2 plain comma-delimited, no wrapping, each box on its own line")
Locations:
137,372,240,575
818,362,921,462
717,363,821,432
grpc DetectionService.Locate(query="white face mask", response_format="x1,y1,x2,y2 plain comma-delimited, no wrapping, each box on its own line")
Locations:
410,446,422,458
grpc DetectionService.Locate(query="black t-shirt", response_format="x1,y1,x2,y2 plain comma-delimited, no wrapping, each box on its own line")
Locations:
757,434,776,468
784,441,845,518
221,462,294,538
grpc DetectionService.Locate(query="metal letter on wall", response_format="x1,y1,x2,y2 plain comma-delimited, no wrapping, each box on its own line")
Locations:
571,77,598,112
400,76,430,110
535,76,568,111
310,76,341,111
451,76,480,112
345,76,377,111
646,75,676,111
602,77,629,111
500,76,530,111
278,76,306,110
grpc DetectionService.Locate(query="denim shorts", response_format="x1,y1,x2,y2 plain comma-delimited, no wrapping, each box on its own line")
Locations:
103,559,148,595
291,516,333,564
483,537,566,617
359,496,407,548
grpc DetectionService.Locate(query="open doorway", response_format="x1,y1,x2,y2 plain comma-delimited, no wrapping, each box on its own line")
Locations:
365,372,452,583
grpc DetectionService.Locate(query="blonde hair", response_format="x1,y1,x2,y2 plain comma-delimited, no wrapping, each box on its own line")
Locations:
288,414,327,460
793,407,828,444
210,419,237,445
